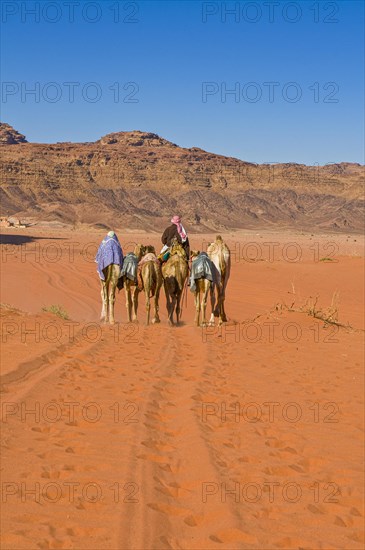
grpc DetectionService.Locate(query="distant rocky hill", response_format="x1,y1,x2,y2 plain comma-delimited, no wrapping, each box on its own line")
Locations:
0,123,27,145
0,123,363,233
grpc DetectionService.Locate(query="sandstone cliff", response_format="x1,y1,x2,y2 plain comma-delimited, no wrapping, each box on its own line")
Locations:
0,123,363,232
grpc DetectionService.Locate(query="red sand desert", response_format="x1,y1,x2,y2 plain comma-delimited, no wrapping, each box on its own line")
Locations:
1,227,364,549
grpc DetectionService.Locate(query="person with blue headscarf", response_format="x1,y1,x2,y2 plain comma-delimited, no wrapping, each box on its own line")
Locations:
95,231,124,280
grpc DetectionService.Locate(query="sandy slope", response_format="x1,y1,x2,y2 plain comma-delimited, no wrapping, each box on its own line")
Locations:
1,228,364,549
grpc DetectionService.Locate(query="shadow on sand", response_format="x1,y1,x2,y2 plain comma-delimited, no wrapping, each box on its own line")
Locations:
0,235,65,246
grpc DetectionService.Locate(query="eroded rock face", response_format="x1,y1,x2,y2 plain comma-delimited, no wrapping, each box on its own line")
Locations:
0,123,364,232
0,123,27,145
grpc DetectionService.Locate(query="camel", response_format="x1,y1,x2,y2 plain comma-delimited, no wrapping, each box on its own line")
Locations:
207,235,231,326
97,232,124,325
120,244,144,323
162,240,189,326
123,270,138,323
190,250,213,327
100,264,121,325
136,245,162,325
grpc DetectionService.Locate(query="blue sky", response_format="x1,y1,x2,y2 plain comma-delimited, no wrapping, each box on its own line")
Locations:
1,0,364,164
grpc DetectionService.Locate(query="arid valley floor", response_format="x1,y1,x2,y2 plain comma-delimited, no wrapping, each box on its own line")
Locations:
1,227,364,549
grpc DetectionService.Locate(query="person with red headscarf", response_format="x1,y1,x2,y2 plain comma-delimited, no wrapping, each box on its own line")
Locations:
161,215,190,259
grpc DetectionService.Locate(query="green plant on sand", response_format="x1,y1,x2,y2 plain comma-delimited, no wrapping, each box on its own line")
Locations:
42,304,69,320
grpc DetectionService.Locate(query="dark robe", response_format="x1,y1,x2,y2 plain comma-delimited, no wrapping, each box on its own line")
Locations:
161,224,190,259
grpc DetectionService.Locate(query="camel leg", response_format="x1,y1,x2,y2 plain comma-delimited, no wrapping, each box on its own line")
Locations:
194,290,200,326
201,284,209,327
176,292,182,325
215,286,222,318
102,281,110,323
108,283,116,324
217,287,224,326
220,280,227,322
145,291,151,326
209,284,216,326
100,281,108,322
170,294,177,325
132,288,139,323
125,284,132,323
152,286,161,324
221,292,227,322
128,288,133,322
164,281,173,326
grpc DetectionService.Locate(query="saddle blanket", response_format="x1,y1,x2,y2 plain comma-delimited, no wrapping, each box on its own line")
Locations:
189,252,218,292
95,235,124,280
121,252,138,282
139,252,160,267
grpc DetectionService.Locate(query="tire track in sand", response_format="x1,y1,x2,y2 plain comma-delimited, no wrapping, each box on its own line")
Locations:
1,324,152,549
118,324,257,550
1,326,102,402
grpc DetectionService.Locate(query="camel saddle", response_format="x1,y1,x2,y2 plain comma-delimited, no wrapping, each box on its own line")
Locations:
117,252,138,290
189,252,215,292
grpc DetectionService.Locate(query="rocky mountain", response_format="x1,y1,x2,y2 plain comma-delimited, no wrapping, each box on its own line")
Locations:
0,123,27,145
0,123,363,232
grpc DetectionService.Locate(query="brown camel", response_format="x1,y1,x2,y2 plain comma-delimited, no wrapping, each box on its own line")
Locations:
136,245,162,325
123,275,138,323
162,240,189,326
100,264,121,325
190,250,213,327
207,235,231,326
121,244,144,323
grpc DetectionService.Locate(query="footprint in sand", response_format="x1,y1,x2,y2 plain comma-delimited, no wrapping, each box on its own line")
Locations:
153,477,189,499
137,452,172,465
147,502,190,517
141,439,176,453
184,514,205,527
307,503,325,515
210,528,258,545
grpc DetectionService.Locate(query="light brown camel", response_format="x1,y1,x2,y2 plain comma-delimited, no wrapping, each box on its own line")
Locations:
207,235,231,326
136,245,162,325
119,244,145,323
190,250,213,327
100,264,121,325
162,240,189,326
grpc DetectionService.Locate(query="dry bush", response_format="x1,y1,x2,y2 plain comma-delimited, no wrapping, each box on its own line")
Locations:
300,291,340,324
274,289,346,328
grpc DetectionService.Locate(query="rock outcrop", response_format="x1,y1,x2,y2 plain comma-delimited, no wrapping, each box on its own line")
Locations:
0,123,27,145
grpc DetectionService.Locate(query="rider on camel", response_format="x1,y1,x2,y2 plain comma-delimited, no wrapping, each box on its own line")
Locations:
161,215,190,260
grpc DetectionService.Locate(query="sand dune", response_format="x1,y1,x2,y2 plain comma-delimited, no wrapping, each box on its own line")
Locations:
1,228,364,549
